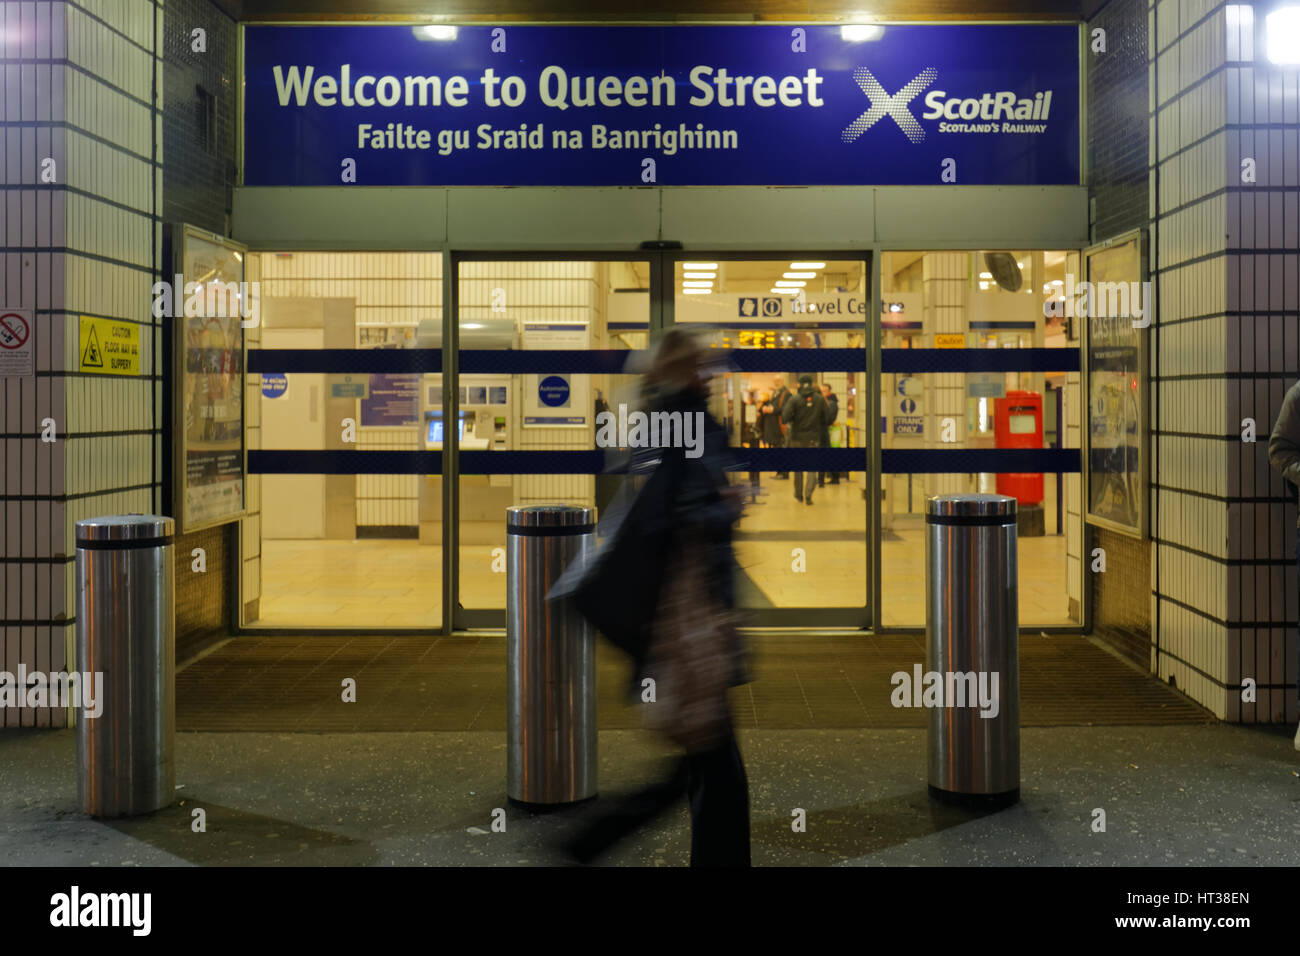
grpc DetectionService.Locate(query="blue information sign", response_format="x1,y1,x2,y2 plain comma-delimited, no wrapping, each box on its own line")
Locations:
243,24,1080,186
261,373,288,399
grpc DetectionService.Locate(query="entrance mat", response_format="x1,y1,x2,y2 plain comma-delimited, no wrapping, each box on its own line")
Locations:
176,634,1212,733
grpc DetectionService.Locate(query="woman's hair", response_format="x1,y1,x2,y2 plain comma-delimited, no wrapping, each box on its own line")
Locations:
643,326,708,396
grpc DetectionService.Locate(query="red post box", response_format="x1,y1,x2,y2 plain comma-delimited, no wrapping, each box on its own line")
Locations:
994,390,1043,506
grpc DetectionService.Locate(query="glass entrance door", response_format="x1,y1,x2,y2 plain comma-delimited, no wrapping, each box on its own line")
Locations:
669,255,872,628
452,256,652,627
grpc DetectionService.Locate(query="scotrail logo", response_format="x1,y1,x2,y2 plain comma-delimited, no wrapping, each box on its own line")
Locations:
842,68,1057,142
841,68,936,144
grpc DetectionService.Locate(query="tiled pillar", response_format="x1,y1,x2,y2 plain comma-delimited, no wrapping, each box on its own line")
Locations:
1,0,162,727
1150,0,1299,722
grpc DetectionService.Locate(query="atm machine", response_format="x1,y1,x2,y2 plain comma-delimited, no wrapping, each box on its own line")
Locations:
415,318,516,545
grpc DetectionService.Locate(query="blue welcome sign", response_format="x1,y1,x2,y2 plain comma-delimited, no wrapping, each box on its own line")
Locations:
243,24,1080,187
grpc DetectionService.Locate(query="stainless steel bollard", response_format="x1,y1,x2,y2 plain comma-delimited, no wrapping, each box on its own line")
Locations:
925,494,1019,808
75,515,176,818
506,505,597,805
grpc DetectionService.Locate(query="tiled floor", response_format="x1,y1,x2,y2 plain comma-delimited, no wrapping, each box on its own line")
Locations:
176,633,1210,733
255,477,1074,629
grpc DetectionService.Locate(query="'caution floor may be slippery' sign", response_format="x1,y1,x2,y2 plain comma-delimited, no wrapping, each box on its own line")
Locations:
79,317,139,375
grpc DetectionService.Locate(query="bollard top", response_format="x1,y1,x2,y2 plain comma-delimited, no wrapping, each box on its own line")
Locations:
506,504,597,531
75,515,175,546
925,494,1016,524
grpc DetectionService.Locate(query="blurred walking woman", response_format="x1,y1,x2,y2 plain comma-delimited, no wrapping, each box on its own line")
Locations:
568,327,751,866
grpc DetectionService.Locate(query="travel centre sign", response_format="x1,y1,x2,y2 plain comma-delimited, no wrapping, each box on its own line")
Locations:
242,24,1080,187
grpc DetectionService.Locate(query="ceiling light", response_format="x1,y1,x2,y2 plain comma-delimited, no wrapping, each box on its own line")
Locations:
682,272,716,279
841,24,884,42
1267,7,1300,64
681,281,713,288
415,24,458,40
770,288,796,295
775,280,806,287
682,288,711,295
783,272,816,279
682,262,718,270
979,272,992,279
790,262,826,270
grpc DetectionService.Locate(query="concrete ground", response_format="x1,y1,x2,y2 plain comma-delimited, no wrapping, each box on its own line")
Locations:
1,723,1297,866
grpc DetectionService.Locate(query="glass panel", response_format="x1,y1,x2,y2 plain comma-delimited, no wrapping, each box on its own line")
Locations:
457,260,649,612
674,258,868,612
879,250,1082,628
247,251,442,628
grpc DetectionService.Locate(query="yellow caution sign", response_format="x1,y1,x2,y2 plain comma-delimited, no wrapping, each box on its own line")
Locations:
79,316,139,375
934,333,966,349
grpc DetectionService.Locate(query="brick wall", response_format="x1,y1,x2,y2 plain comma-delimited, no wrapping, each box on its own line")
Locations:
162,0,237,236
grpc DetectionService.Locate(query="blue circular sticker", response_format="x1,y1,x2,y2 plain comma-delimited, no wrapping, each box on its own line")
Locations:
261,373,288,399
538,375,570,408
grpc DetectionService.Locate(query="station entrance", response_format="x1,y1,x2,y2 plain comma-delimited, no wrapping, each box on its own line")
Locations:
242,247,1082,635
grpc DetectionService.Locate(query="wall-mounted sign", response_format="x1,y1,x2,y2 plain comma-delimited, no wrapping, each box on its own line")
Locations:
934,333,966,349
521,323,589,427
243,24,1080,187
79,316,139,375
261,373,289,398
0,310,34,378
360,373,419,426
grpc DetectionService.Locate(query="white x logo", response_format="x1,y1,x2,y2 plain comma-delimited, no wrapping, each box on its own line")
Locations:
841,68,937,145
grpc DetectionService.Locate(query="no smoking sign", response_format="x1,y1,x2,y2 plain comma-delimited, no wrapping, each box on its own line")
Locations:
0,309,34,378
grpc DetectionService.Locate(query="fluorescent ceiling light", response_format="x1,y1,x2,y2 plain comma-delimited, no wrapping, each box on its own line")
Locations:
979,281,989,290
841,24,883,42
783,272,816,279
682,272,716,279
682,262,718,270
681,281,713,288
790,262,826,270
979,271,992,279
682,288,711,295
415,24,458,40
770,288,796,295
775,280,806,287
1267,7,1300,63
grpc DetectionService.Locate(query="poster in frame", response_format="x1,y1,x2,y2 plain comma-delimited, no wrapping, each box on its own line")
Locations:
1082,228,1149,539
170,223,249,534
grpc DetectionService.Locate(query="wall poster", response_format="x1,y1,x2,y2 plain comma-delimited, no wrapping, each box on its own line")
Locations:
173,224,248,533
1083,229,1148,538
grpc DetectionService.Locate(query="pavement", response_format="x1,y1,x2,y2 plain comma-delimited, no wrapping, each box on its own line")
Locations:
1,723,1297,866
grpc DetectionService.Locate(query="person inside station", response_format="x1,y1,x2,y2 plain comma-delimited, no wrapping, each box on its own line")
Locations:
781,373,830,505
819,382,839,486
769,374,792,479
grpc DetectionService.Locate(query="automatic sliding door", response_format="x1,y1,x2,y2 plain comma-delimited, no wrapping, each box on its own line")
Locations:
453,258,651,624
670,256,870,628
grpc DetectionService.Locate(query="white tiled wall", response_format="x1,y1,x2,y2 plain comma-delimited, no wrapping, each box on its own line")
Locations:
1,0,161,727
1149,0,1299,722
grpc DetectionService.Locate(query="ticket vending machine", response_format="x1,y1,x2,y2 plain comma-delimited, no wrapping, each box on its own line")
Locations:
415,319,516,545
993,389,1044,536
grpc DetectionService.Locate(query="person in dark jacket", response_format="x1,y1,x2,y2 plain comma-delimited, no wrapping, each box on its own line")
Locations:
770,375,792,478
820,383,839,486
781,373,829,505
1266,382,1300,751
564,327,751,866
